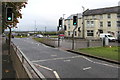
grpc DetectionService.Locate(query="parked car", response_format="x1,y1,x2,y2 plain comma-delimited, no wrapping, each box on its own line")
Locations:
100,33,116,41
36,34,43,38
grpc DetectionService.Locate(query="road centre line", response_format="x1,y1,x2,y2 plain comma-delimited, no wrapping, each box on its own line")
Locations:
31,56,82,63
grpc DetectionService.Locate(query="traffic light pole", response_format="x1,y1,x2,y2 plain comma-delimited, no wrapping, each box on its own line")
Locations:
72,14,78,50
72,26,77,50
8,26,12,55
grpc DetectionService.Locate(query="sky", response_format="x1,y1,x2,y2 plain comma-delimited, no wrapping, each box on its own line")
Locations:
13,0,120,31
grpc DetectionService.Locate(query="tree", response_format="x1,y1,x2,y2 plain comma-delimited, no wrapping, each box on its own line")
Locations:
2,2,28,33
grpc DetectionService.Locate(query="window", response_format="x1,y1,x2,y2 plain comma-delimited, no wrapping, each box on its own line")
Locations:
68,24,70,29
68,20,70,29
100,21,103,27
107,14,111,18
87,21,90,27
91,21,94,27
100,15,103,19
87,30,94,36
92,15,96,19
117,21,120,27
68,31,70,36
108,21,111,27
117,14,120,18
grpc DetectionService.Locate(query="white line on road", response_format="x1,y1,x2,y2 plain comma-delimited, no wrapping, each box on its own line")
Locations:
83,67,92,70
53,71,61,80
82,56,93,62
93,62,120,68
34,63,53,71
31,55,82,63
63,59,71,62
82,56,119,68
34,63,61,80
51,55,57,57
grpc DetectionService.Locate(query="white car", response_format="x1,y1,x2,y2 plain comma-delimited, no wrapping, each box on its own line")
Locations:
36,34,43,38
100,33,116,41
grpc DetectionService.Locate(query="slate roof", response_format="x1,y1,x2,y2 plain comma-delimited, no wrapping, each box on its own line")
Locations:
83,6,120,16
66,13,82,20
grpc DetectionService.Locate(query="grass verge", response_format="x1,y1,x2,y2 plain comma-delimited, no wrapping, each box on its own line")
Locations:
75,46,119,61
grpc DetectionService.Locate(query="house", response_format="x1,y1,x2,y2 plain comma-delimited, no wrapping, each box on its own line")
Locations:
64,6,120,39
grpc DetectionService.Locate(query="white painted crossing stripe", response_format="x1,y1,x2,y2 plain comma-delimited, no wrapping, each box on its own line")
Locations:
32,55,82,63
83,67,92,70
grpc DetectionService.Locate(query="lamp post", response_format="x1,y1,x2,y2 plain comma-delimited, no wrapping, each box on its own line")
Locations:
82,6,85,39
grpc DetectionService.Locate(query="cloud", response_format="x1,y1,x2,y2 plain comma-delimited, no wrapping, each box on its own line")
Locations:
17,0,120,31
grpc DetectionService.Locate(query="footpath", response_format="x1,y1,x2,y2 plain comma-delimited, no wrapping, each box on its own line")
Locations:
2,37,16,79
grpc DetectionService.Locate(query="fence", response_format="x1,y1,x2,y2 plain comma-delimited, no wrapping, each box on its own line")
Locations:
10,42,46,79
39,38,57,48
43,38,118,50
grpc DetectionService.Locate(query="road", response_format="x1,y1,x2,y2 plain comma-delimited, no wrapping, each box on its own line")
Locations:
12,38,119,79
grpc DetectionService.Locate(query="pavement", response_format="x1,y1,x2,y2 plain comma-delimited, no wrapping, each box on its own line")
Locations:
12,38,119,79
2,37,16,79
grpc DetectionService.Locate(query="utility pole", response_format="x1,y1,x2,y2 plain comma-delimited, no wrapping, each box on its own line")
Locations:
58,17,63,47
45,26,46,36
62,14,65,30
34,20,36,36
82,6,85,39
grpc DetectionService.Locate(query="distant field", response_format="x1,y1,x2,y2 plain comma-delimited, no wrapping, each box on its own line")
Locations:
76,46,119,61
49,35,58,38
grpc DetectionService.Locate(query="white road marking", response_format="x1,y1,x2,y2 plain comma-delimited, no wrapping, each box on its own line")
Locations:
34,63,61,80
51,55,57,57
34,63,53,71
83,67,92,70
82,56,93,62
31,55,82,62
63,59,71,62
94,62,120,68
81,56,119,69
53,71,61,80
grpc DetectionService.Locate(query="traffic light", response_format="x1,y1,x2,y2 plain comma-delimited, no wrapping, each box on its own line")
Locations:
6,7,13,22
59,19,62,27
73,16,77,25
